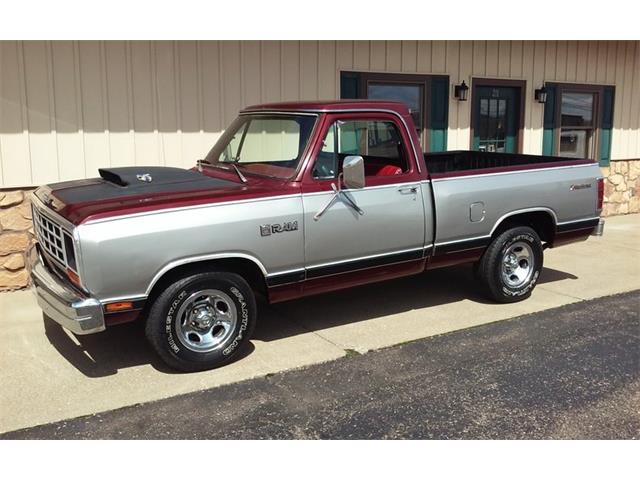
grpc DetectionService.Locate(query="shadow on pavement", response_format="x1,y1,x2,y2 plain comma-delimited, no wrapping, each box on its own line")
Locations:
44,265,577,377
43,316,255,378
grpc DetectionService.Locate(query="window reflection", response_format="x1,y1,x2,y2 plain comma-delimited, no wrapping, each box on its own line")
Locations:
368,83,423,135
561,93,594,127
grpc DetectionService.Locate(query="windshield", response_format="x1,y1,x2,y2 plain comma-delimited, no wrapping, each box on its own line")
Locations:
203,114,317,179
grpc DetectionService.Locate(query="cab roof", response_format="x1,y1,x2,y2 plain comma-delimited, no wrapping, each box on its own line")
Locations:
241,99,411,116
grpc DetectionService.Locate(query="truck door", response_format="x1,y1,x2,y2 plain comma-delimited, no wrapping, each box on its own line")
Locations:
301,112,426,286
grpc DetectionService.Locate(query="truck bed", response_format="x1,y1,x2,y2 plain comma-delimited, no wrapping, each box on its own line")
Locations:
424,150,595,176
421,150,602,254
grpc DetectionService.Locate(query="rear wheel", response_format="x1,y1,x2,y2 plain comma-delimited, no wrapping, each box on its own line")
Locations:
477,226,543,303
145,271,256,372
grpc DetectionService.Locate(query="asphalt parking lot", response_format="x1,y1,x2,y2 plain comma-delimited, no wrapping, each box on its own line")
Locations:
3,290,638,439
0,213,639,434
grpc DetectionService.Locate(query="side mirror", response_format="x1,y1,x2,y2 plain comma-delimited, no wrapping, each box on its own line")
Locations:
342,155,365,189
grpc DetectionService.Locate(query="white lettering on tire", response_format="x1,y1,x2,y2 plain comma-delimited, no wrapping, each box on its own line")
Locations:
166,291,187,353
222,286,249,356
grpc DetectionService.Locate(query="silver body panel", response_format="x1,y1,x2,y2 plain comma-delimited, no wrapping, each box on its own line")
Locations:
302,182,426,267
431,163,602,247
77,195,305,302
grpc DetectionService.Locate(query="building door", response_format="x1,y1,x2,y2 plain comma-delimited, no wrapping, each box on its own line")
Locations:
472,82,524,153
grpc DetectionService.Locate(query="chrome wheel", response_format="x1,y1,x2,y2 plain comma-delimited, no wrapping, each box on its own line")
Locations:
501,241,534,288
175,289,237,353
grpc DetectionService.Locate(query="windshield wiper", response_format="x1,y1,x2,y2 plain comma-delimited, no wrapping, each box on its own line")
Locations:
197,158,247,183
230,162,247,183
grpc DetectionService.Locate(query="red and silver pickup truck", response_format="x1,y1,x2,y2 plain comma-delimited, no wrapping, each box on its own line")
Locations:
28,100,605,371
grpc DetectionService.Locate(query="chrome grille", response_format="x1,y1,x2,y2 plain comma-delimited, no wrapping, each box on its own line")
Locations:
32,205,74,271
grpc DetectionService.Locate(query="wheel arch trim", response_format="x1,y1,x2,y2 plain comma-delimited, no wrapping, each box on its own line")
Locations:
144,252,270,297
489,207,559,237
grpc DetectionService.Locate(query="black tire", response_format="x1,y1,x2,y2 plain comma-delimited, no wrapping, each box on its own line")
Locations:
145,271,256,372
476,226,543,303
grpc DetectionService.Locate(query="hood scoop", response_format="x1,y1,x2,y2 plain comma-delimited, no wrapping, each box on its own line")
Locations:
99,168,130,186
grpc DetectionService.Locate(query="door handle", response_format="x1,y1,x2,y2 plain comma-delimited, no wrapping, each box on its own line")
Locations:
398,185,419,194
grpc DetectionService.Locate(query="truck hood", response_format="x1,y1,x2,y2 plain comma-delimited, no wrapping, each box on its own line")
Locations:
36,166,288,225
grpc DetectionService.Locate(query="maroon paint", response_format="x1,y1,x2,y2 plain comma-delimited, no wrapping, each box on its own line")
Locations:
242,100,413,115
300,111,424,192
268,258,426,304
426,248,485,270
55,172,300,225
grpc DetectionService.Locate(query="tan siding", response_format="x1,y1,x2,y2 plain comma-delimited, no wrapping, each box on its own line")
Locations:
353,41,370,72
317,41,337,99
1,41,32,185
300,41,319,100
1,40,639,188
416,41,432,73
280,41,300,102
51,41,85,180
178,41,203,169
386,41,402,72
528,42,546,155
401,41,417,73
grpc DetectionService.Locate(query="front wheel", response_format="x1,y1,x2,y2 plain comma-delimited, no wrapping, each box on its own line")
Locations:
476,226,543,303
145,271,256,372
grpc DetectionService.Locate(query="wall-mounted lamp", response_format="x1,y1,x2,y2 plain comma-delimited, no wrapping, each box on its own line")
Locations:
454,81,469,101
534,85,548,104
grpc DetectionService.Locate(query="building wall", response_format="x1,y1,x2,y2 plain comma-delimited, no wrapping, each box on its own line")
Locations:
1,40,639,189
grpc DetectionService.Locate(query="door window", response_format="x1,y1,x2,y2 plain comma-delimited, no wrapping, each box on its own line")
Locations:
312,120,408,180
478,96,508,153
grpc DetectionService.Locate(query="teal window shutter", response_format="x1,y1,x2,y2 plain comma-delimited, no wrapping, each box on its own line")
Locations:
542,85,557,156
599,87,615,167
340,72,360,99
429,77,449,152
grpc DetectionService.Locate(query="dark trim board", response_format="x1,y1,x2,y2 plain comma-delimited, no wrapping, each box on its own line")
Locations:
266,270,306,287
306,249,425,280
434,237,491,255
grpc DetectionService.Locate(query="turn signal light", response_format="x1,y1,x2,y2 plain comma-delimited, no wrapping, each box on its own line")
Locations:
66,268,81,287
105,302,134,313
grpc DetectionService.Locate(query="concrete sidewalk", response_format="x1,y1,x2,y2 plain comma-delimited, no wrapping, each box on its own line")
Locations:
1,214,639,433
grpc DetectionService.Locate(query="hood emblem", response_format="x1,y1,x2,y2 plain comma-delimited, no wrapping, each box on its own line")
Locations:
136,173,153,183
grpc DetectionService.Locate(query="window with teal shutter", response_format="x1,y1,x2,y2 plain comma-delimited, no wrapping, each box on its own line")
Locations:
544,83,614,166
340,71,449,153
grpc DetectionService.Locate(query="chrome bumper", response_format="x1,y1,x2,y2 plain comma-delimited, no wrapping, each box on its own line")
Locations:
27,244,105,335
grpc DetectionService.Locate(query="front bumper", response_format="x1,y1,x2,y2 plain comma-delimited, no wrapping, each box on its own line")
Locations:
27,243,105,335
